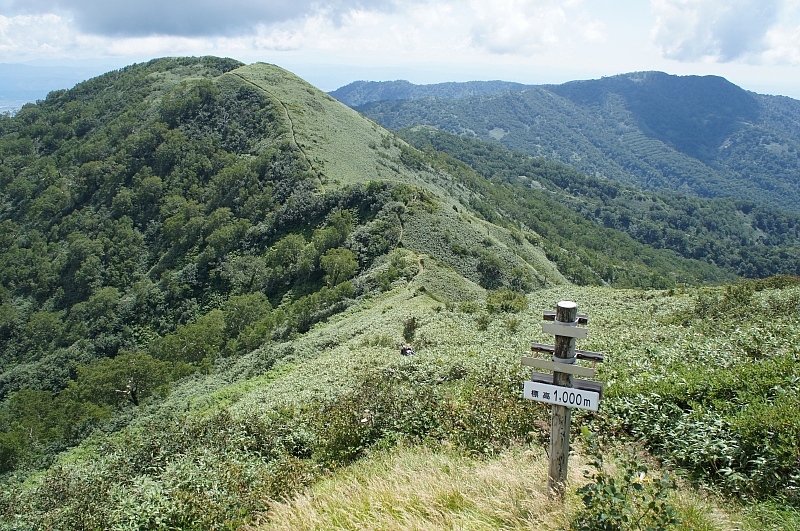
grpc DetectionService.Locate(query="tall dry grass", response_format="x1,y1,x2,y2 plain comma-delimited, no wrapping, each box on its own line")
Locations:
247,443,750,531
249,445,585,531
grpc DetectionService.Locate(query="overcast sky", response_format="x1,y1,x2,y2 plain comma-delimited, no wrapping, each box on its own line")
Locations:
1,0,799,98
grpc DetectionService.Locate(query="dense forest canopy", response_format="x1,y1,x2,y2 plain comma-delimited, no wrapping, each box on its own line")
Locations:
0,57,433,473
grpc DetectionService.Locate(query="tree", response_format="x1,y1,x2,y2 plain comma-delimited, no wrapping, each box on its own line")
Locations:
69,351,190,408
477,251,505,289
155,310,225,367
320,248,358,287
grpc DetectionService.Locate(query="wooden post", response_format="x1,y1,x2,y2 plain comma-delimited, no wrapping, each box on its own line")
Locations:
548,300,577,498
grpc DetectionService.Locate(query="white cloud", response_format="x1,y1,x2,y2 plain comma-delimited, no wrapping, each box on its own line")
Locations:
0,13,228,61
0,0,608,62
650,0,799,64
0,14,85,59
126,0,601,64
468,0,605,55
762,0,800,64
5,0,406,37
1,0,797,101
763,25,800,65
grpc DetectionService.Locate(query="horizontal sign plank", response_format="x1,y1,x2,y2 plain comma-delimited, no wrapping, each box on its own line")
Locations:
520,356,596,378
528,371,603,395
530,343,605,363
524,380,600,411
543,310,588,325
542,322,588,339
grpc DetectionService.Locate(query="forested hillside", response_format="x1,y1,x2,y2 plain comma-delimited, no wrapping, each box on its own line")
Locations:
399,126,800,279
0,59,432,461
0,58,798,530
348,72,800,212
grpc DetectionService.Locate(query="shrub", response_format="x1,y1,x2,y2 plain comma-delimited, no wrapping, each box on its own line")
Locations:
505,316,521,333
486,289,528,313
458,300,480,313
509,266,535,292
477,251,505,289
571,433,680,531
403,317,419,343
604,349,800,502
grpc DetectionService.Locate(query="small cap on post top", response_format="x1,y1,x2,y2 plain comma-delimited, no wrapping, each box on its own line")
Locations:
556,300,578,324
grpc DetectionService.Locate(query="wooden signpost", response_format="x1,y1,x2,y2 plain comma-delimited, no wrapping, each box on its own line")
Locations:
522,301,604,499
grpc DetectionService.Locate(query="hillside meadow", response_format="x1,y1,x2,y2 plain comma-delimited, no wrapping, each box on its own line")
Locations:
2,264,798,529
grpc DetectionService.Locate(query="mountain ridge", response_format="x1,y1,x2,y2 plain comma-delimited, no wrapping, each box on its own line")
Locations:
329,79,535,107
337,72,800,212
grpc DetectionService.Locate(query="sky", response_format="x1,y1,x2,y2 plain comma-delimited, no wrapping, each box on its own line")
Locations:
1,0,799,99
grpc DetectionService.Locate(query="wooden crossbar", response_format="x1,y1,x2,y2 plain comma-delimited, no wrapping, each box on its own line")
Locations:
521,356,596,378
543,310,588,325
531,342,604,363
529,370,604,396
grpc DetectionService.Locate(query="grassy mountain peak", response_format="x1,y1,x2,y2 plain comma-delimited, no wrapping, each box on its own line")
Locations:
230,63,396,187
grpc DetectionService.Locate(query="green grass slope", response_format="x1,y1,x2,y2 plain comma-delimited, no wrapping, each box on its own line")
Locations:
230,63,389,187
3,273,798,529
227,64,564,289
232,63,448,190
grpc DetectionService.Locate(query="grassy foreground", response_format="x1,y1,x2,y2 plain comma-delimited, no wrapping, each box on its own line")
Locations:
243,273,800,531
247,445,758,531
2,263,798,529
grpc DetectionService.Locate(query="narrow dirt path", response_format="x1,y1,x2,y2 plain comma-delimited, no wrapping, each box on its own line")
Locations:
230,72,324,192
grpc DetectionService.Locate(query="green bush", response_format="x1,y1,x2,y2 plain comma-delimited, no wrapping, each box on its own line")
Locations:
571,433,680,531
403,317,419,343
504,316,521,333
605,348,800,502
458,300,480,313
309,357,544,464
486,288,528,313
476,251,505,289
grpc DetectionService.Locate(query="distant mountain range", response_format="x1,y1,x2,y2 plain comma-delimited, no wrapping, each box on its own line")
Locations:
329,79,534,107
333,72,800,212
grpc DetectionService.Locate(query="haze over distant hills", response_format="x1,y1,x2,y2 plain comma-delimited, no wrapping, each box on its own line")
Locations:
0,63,111,114
329,80,535,107
334,72,800,213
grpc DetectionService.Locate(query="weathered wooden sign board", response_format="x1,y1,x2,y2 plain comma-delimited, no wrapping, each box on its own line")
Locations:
523,380,600,411
522,301,605,499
